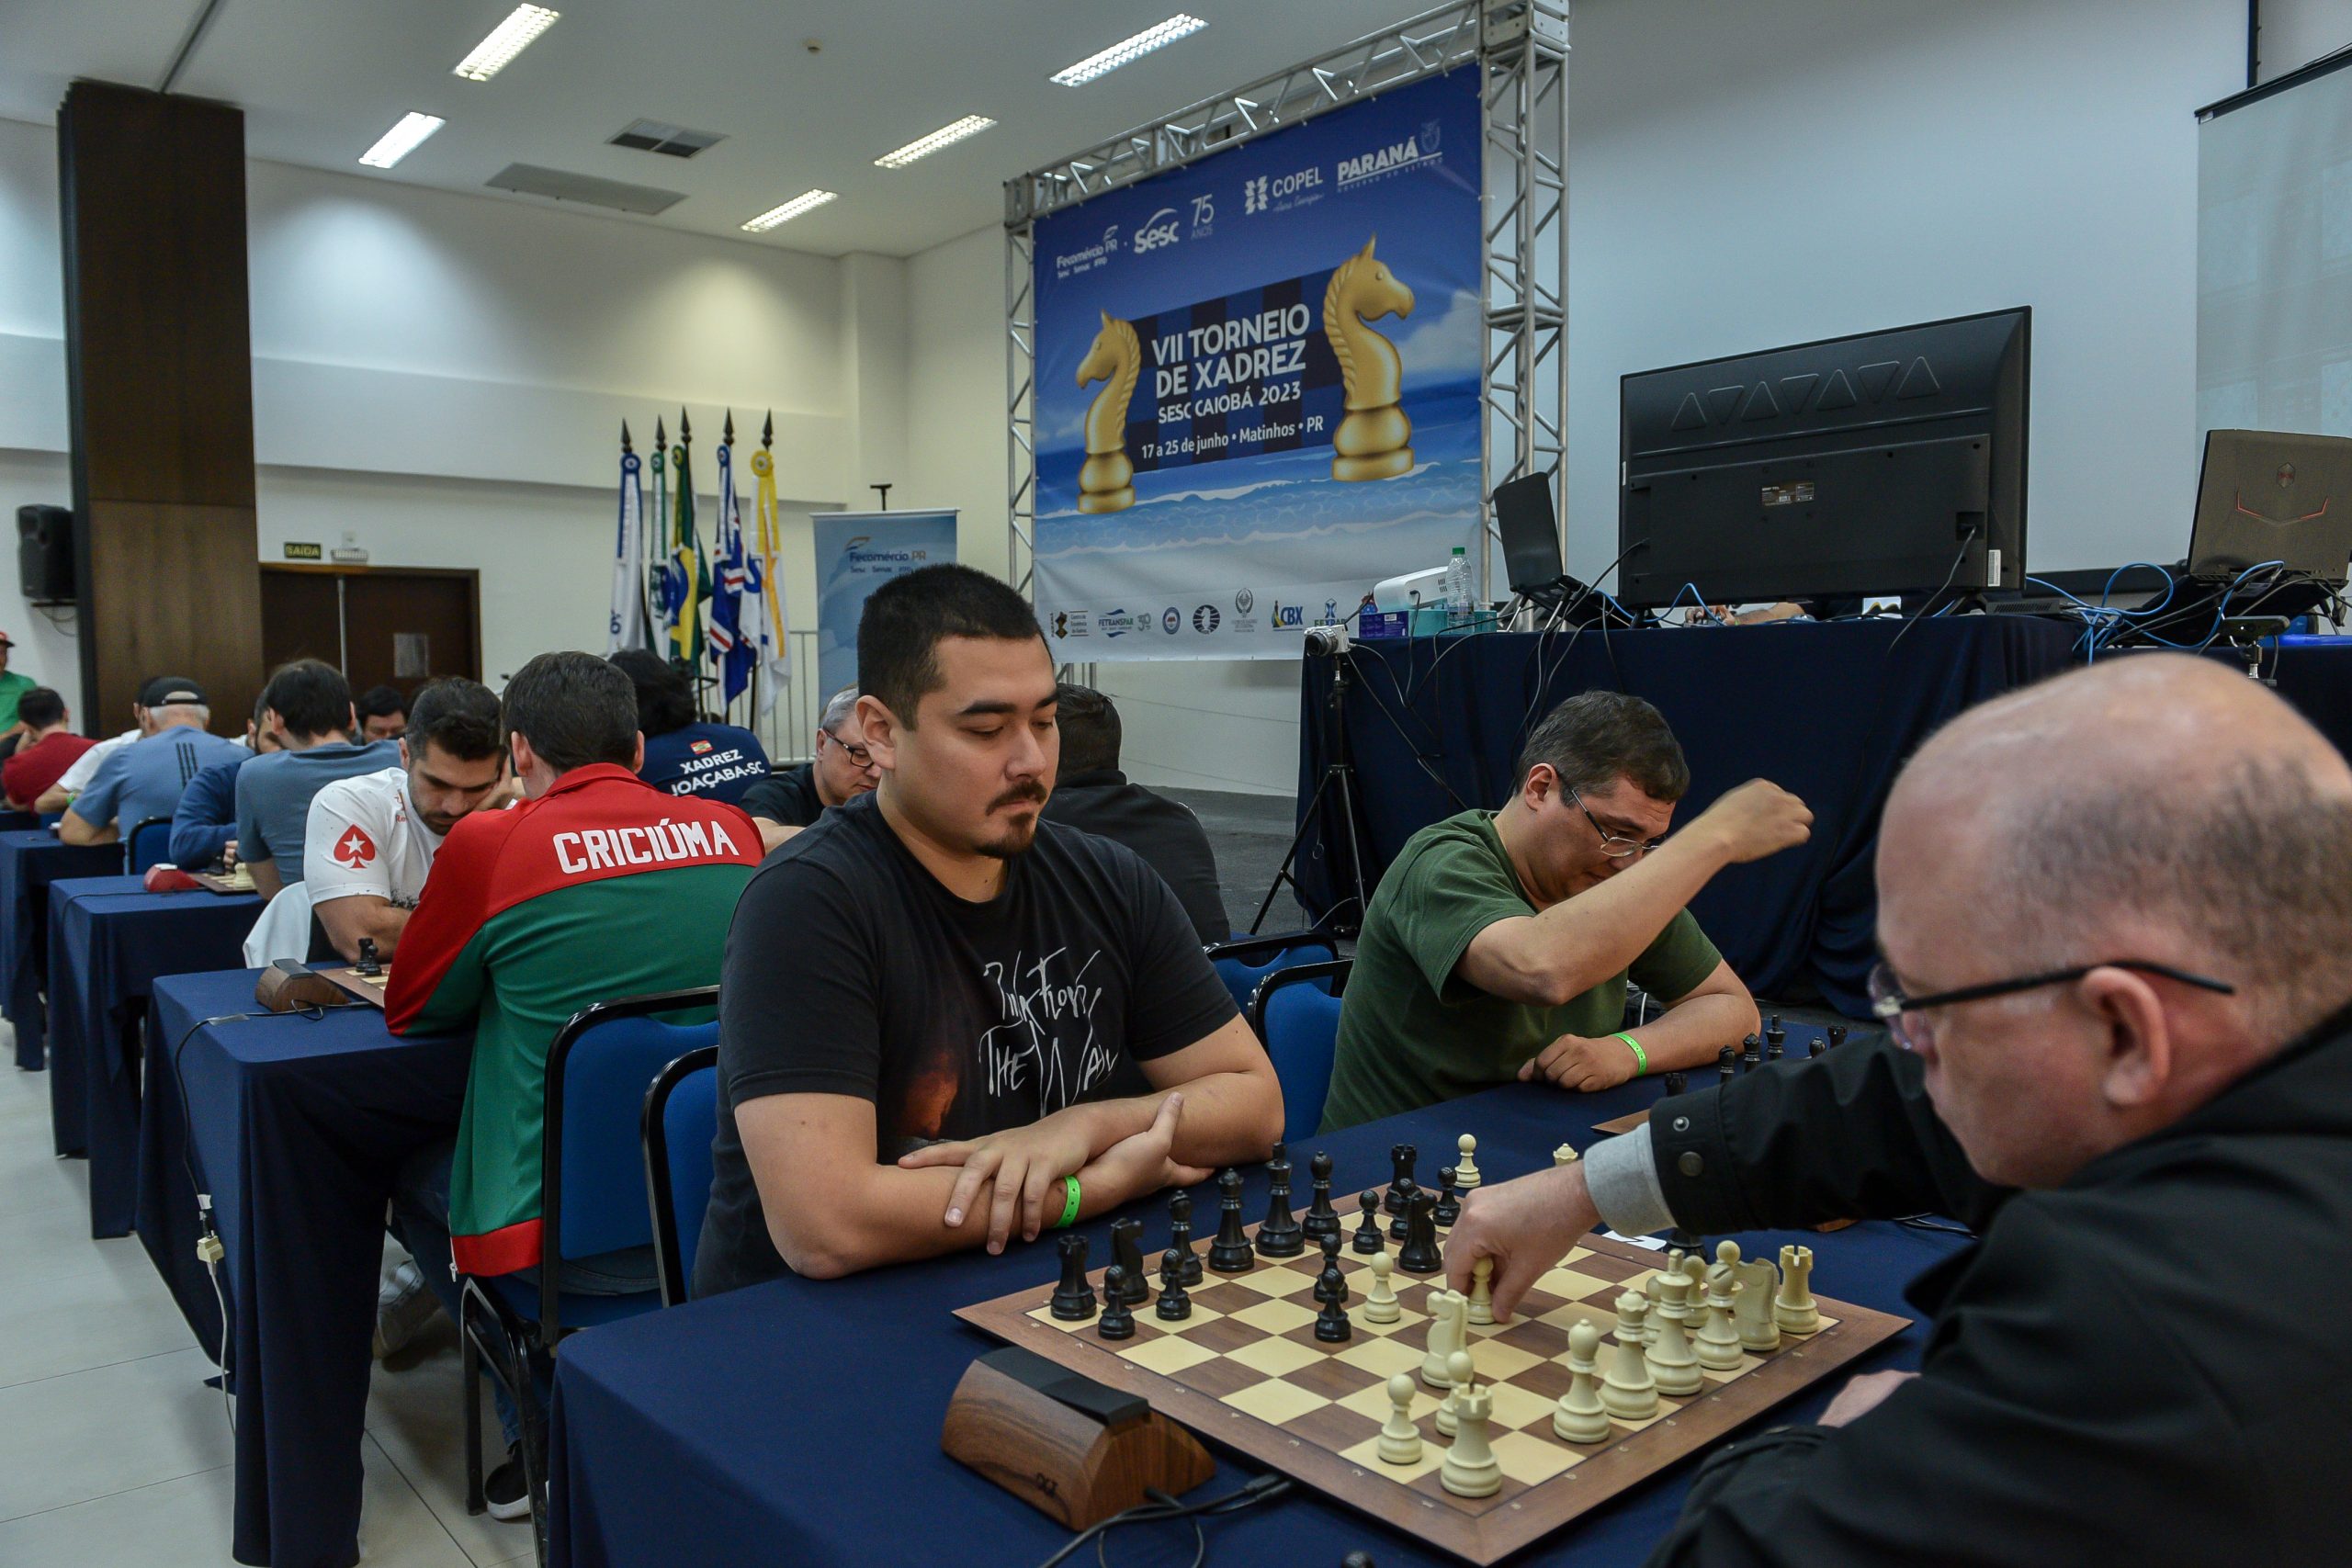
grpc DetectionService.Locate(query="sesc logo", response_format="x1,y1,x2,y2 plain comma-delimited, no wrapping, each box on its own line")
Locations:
1193,604,1220,634
1133,207,1182,254
1161,606,1182,635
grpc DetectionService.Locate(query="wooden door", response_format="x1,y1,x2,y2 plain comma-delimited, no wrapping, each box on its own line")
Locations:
260,567,482,702
260,569,343,674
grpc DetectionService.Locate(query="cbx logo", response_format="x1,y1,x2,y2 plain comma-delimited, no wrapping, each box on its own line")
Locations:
1272,601,1305,628
1133,207,1182,254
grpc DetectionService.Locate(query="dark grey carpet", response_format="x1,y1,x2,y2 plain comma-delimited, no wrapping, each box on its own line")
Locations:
1165,786,1311,939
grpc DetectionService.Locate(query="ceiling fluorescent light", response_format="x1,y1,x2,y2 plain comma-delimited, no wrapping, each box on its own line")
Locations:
741,190,838,231
359,112,447,169
874,115,997,169
1052,14,1206,86
454,5,560,82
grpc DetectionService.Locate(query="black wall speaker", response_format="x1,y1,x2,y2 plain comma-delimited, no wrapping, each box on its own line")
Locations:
17,505,74,604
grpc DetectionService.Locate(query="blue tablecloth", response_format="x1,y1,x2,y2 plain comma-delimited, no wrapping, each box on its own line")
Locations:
547,1061,1966,1568
0,829,126,1070
38,877,261,1236
153,968,470,1568
1295,617,2079,1014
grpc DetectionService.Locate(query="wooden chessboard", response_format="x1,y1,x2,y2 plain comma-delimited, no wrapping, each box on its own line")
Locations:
191,868,255,895
311,964,391,1008
1591,1109,1649,1136
957,1216,1908,1564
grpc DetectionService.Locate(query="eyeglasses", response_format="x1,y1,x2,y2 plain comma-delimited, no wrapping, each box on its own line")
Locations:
820,729,873,768
1867,959,2236,1050
1568,787,1667,860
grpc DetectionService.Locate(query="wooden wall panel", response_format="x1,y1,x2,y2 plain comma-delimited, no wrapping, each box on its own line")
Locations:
58,80,263,734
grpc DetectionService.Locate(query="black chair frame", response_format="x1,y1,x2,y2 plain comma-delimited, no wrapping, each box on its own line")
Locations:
640,1043,718,1309
125,815,173,874
457,984,719,1559
1203,927,1340,966
1244,957,1353,1041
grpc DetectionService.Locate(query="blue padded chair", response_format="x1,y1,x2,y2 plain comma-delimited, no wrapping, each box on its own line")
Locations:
457,987,718,1555
126,817,174,874
1205,930,1337,1015
1247,958,1351,1143
640,1044,718,1308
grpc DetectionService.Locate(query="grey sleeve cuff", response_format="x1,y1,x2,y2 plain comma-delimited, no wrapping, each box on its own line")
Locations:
1582,1123,1677,1236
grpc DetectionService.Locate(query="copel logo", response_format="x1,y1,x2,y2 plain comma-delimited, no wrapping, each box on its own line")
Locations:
1133,207,1182,254
1244,167,1323,213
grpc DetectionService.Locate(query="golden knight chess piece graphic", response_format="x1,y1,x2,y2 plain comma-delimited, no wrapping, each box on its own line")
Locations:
1324,235,1416,481
1075,310,1140,513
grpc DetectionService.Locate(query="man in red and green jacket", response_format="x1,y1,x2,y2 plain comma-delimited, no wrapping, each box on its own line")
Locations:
384,650,759,1517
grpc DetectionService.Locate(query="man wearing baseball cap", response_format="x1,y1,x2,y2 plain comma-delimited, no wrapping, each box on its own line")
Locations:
60,675,243,845
0,629,35,739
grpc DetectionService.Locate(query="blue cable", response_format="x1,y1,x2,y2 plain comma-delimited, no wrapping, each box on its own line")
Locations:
1663,582,1724,626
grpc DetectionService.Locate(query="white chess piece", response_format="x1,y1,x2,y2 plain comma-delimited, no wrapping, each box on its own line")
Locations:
1466,1257,1495,1325
1600,1292,1659,1420
1420,1289,1466,1389
1439,1349,1500,1497
1363,1251,1401,1324
1454,1133,1482,1189
1554,1142,1579,1167
1775,1245,1821,1335
1553,1319,1612,1444
1376,1371,1424,1465
1696,1276,1745,1371
1645,1271,1703,1396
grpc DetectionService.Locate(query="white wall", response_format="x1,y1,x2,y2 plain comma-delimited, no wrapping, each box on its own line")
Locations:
2260,0,2352,82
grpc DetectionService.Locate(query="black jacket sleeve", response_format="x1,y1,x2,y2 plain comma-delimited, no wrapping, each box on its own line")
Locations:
1646,1035,2009,1235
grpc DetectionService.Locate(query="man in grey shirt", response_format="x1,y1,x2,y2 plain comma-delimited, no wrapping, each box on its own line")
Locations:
60,676,244,845
233,660,397,902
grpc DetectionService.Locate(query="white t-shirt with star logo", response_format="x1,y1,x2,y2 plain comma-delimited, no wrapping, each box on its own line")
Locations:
302,767,447,911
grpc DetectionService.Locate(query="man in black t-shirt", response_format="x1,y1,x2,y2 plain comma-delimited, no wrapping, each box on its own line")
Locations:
696,566,1284,1294
1040,683,1228,944
738,684,878,852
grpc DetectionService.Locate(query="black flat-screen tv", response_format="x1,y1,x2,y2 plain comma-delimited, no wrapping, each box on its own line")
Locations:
1617,308,2030,608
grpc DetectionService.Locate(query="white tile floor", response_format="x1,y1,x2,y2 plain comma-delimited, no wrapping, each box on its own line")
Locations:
0,1033,535,1567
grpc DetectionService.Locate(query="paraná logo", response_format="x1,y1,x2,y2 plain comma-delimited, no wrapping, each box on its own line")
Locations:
334,824,378,869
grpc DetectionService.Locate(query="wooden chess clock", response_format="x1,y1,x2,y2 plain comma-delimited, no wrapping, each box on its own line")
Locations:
942,1346,1213,1528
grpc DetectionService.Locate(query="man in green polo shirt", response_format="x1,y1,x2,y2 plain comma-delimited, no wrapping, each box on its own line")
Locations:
0,629,35,739
1320,691,1814,1129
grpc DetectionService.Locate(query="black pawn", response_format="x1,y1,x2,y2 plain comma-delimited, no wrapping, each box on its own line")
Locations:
1156,1247,1193,1321
1098,1268,1136,1339
1109,1217,1148,1303
1807,1035,1826,1059
1301,1151,1340,1242
1351,1190,1385,1255
1257,1143,1305,1258
1168,1191,1202,1286
1313,1233,1349,1305
1717,1044,1737,1086
1396,1190,1443,1275
1315,1292,1352,1343
1049,1233,1096,1322
1387,1177,1419,1242
356,937,381,976
1765,1014,1787,1059
1385,1144,1417,1214
1740,1032,1762,1071
1208,1168,1255,1273
1432,1166,1461,1228
1826,1023,1849,1050
1663,1070,1688,1096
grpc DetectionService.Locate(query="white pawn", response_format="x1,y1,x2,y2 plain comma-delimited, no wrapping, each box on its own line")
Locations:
1645,1271,1703,1396
1553,1142,1579,1167
1553,1319,1612,1444
1420,1289,1467,1389
1696,1275,1745,1371
1454,1133,1482,1189
1376,1371,1424,1465
1438,1349,1500,1498
1600,1292,1659,1421
1775,1245,1821,1336
1707,1238,1743,1293
1363,1251,1401,1324
1466,1257,1496,1325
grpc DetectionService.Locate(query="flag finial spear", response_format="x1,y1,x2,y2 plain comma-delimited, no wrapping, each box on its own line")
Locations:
620,421,632,454
723,409,735,446
679,408,692,445
654,414,666,446
762,411,774,449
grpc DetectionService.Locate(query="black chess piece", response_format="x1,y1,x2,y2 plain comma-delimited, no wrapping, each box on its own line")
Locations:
356,938,381,976
1314,1292,1352,1343
1396,1190,1443,1275
1208,1168,1255,1272
1156,1247,1193,1321
1168,1190,1202,1286
1384,1144,1418,1214
1387,1178,1419,1241
1312,1232,1349,1306
1049,1233,1096,1322
1432,1166,1462,1228
1826,1023,1849,1050
1740,1032,1762,1071
1257,1143,1305,1258
1807,1035,1826,1059
1301,1151,1340,1242
1351,1190,1385,1255
1765,1014,1787,1059
1663,1069,1688,1096
1717,1044,1737,1086
1110,1217,1149,1303
1098,1268,1136,1339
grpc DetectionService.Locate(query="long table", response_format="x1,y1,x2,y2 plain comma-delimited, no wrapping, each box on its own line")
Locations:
0,828,125,1070
545,1067,1967,1568
40,875,259,1235
150,968,470,1568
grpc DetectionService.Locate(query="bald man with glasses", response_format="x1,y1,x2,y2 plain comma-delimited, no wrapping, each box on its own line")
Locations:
1319,690,1812,1130
740,685,881,852
1442,656,2352,1565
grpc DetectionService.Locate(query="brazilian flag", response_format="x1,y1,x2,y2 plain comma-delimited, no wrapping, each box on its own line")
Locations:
670,442,711,666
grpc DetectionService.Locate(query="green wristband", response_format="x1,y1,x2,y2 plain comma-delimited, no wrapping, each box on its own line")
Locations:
1055,1176,1082,1229
1613,1032,1649,1075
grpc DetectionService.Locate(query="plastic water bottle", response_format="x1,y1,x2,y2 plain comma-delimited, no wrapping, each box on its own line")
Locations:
1443,547,1470,628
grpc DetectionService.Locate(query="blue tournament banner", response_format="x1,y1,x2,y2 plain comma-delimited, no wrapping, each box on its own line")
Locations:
1033,67,1484,661
814,509,958,699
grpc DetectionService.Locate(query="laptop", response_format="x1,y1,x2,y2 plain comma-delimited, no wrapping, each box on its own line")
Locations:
2188,429,2352,584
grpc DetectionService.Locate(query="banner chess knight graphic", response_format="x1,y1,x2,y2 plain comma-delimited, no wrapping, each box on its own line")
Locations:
1033,69,1484,660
